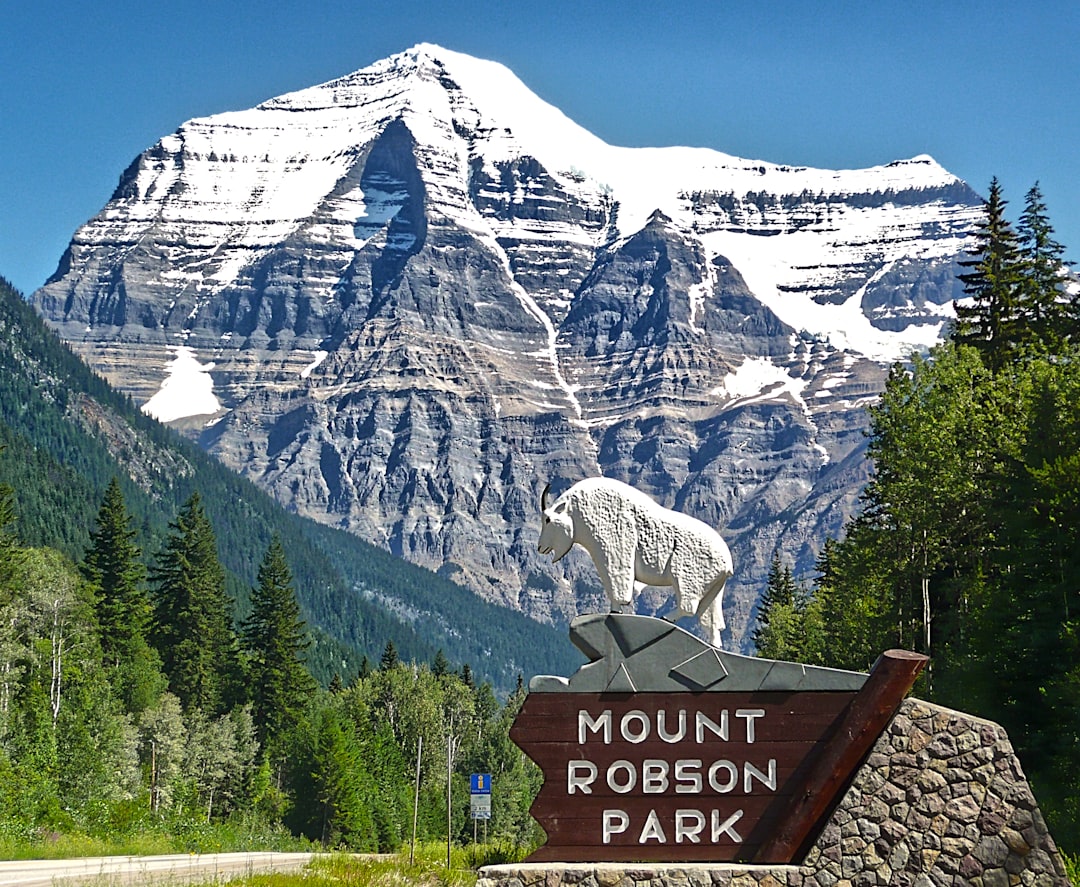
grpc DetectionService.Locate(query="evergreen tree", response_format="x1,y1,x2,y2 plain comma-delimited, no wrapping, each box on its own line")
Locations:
378,640,398,671
1016,182,1073,350
753,554,824,663
242,536,317,751
0,479,21,598
151,492,240,714
431,649,450,677
289,705,376,849
82,478,162,713
955,178,1026,369
752,554,798,654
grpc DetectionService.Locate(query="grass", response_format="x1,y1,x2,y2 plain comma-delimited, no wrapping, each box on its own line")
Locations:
1064,851,1080,887
0,818,314,860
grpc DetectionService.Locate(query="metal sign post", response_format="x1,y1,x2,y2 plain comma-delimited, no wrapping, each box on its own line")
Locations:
470,772,492,839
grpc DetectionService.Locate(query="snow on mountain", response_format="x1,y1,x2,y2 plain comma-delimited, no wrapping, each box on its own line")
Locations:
33,44,984,649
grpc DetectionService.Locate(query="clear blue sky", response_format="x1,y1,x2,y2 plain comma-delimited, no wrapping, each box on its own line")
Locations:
3,1,1078,297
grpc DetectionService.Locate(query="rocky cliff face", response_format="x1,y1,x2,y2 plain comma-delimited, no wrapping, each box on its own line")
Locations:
33,44,984,648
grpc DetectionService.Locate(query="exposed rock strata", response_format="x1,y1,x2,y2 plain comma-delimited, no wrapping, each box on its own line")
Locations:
32,45,985,647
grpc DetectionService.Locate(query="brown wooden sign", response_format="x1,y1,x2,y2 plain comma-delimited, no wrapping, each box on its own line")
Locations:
510,649,927,863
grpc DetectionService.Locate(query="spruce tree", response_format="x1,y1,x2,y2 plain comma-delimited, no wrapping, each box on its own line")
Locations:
955,178,1026,369
151,492,240,713
378,640,398,671
242,535,316,750
82,478,162,712
1017,182,1073,350
752,553,823,662
0,481,19,599
752,554,797,654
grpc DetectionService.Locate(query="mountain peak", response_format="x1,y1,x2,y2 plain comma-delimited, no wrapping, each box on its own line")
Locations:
34,45,985,650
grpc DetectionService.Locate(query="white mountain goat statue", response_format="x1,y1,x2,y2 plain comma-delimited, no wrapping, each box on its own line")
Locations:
537,477,733,647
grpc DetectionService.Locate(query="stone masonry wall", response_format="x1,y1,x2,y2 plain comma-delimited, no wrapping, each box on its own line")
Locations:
479,698,1070,887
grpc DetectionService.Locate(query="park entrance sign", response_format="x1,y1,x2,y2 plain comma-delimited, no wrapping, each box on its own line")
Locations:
510,614,927,863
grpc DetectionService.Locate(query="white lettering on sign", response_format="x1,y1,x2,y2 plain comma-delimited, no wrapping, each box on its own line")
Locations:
713,809,744,843
674,759,702,793
573,705,775,846
744,759,777,793
695,710,728,742
600,809,746,845
576,707,766,745
603,809,630,843
708,759,739,793
639,809,667,843
621,710,650,743
735,709,765,743
642,759,669,793
657,709,686,742
579,709,612,744
607,760,637,793
566,757,777,796
567,760,597,794
675,809,706,843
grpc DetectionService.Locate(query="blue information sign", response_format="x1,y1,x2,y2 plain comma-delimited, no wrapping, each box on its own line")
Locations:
470,773,491,794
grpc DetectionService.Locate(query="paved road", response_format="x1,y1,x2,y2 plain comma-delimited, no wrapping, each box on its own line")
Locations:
0,852,317,886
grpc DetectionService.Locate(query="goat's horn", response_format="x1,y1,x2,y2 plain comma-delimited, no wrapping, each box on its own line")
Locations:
541,482,551,511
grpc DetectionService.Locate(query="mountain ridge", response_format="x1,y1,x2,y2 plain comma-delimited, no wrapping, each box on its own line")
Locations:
1,275,576,689
32,45,985,648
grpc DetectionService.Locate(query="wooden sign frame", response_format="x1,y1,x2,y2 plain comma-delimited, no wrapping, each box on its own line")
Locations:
511,649,926,863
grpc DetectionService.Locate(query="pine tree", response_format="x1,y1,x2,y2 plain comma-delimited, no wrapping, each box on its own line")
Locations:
0,481,19,599
955,178,1026,369
150,492,240,713
242,536,317,750
753,553,823,662
431,649,450,677
1016,182,1073,350
82,478,162,712
378,640,398,671
752,554,797,654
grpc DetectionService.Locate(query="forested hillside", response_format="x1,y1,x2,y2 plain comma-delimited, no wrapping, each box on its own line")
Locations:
0,275,578,691
753,181,1080,851
0,480,540,848
0,271,572,852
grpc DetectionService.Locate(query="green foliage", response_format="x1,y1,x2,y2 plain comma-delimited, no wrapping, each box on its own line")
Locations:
82,477,163,713
807,180,1080,850
1016,182,1074,352
151,492,242,714
0,278,550,858
752,554,823,662
242,536,317,753
955,178,1026,368
0,278,577,695
0,510,541,854
380,640,400,671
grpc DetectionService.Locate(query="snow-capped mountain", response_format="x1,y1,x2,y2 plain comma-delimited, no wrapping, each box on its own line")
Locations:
33,44,983,648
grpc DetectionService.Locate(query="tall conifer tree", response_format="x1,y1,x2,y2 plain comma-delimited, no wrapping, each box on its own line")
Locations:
752,554,798,654
1017,182,1073,350
0,481,18,598
151,492,239,713
242,536,316,750
82,478,162,712
955,178,1025,369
